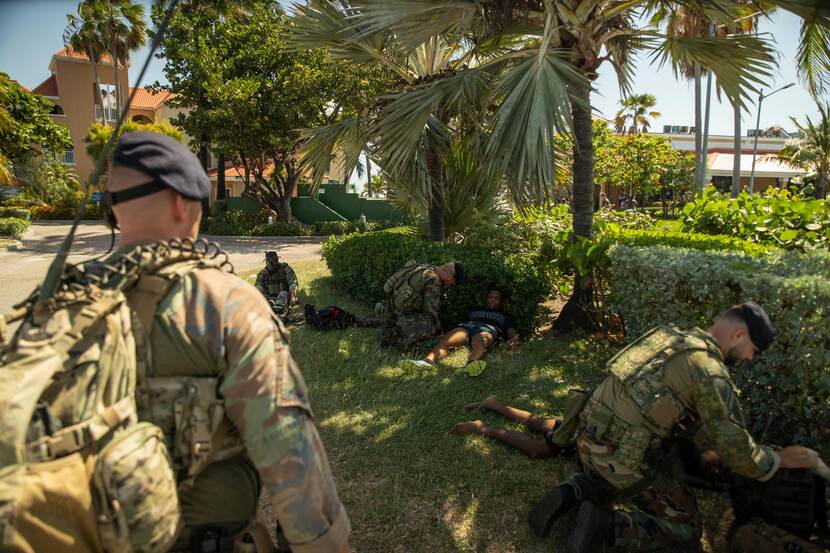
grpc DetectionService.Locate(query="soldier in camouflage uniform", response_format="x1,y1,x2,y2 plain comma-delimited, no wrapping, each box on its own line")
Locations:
255,251,298,316
104,133,350,553
375,260,463,347
527,302,815,553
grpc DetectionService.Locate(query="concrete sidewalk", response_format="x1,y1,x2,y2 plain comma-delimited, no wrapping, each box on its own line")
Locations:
0,222,326,315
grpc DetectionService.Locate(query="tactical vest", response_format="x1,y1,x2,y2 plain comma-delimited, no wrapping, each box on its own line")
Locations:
383,261,433,315
605,325,722,438
0,239,241,553
261,264,291,296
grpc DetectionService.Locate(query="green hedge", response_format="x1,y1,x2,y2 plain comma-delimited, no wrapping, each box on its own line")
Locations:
0,217,30,238
322,228,551,337
0,207,31,220
201,209,402,237
681,187,830,250
607,244,830,446
610,229,772,257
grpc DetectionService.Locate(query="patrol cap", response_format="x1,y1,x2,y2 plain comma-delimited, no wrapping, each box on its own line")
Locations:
740,301,774,351
111,131,210,202
453,262,465,285
265,250,278,259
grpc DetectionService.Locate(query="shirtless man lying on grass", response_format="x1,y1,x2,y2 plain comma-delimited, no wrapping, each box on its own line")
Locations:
450,395,566,458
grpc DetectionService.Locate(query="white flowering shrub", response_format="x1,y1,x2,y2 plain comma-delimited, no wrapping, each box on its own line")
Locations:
608,245,830,446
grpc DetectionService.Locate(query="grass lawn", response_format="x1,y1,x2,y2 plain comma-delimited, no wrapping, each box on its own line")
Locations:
654,218,683,233
243,260,732,553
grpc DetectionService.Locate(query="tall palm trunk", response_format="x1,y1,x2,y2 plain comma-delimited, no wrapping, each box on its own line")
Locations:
694,65,704,190
553,81,595,333
424,136,445,241
731,102,742,197
365,151,372,197
88,47,105,124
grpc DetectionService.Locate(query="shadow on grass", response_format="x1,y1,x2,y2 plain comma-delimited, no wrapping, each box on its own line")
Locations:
286,261,725,553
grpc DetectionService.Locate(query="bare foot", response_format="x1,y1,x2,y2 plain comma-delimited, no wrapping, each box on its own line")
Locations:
464,394,501,411
450,420,487,435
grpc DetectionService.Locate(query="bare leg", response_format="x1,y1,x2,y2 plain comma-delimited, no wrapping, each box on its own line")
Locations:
465,395,558,434
450,420,554,458
467,332,495,363
424,327,469,363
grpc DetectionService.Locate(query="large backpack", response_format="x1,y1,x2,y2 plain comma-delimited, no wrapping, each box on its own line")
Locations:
0,239,233,553
303,304,357,331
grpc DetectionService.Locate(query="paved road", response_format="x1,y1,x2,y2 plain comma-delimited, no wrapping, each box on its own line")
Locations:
0,222,326,315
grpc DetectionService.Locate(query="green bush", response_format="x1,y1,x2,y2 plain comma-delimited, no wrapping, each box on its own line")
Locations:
0,217,29,238
0,207,30,220
607,244,830,446
682,187,830,250
251,220,312,237
312,220,352,236
201,209,267,236
322,228,551,337
610,229,772,257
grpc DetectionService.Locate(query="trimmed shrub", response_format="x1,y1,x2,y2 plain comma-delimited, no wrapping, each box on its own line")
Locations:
0,217,30,238
610,229,772,257
322,228,551,337
251,220,312,237
682,187,830,250
607,244,830,446
0,207,30,220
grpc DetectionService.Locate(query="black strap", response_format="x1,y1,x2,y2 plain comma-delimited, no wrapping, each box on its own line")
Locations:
105,180,168,205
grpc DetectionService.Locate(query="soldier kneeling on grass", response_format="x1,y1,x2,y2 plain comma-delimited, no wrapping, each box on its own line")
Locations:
525,302,818,553
255,250,298,317
375,260,463,347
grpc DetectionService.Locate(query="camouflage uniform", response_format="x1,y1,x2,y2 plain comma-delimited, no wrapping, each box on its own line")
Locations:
573,325,779,550
377,261,442,347
255,263,298,314
122,246,348,552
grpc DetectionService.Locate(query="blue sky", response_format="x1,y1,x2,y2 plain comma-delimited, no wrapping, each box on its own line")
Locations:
0,0,823,138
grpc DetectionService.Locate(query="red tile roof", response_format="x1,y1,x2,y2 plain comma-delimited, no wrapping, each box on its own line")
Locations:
32,75,59,97
54,46,115,64
128,87,176,110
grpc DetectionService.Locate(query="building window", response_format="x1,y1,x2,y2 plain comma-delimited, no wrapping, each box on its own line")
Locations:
132,114,152,124
50,104,65,115
60,149,75,166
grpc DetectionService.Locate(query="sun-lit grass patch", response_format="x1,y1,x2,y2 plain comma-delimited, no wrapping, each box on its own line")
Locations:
247,259,730,552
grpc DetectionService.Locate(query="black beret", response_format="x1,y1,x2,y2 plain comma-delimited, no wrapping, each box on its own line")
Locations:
112,131,210,201
265,251,278,259
453,262,465,285
740,301,774,351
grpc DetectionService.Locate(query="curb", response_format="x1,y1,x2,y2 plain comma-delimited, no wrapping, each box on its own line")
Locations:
5,227,35,252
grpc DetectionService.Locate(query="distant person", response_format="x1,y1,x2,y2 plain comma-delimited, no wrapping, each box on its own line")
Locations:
255,250,298,316
376,260,462,347
401,287,519,375
599,192,612,210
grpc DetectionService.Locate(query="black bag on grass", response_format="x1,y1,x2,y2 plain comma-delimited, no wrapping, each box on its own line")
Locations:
304,304,361,331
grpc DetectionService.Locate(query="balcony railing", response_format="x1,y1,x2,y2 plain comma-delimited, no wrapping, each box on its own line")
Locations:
60,149,75,166
95,104,119,122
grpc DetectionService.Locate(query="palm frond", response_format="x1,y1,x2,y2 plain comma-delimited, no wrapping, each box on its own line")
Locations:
796,19,830,96
374,69,491,177
349,0,479,53
485,49,584,205
604,30,655,96
298,116,368,190
651,32,776,109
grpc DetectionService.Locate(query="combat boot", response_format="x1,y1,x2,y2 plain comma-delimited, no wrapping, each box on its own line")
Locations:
567,501,614,553
527,483,577,538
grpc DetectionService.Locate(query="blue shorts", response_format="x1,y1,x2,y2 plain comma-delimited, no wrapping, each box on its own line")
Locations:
456,322,500,346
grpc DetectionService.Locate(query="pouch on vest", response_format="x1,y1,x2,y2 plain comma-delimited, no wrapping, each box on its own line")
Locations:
551,388,590,448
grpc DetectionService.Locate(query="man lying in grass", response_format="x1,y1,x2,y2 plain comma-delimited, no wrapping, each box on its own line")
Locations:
450,395,566,458
401,287,519,375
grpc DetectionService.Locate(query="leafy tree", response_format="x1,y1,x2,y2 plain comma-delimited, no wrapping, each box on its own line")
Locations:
84,120,183,165
0,72,72,178
596,133,682,202
614,93,661,134
777,102,830,199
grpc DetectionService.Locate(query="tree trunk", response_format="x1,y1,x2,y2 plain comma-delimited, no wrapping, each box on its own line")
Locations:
731,103,742,197
198,132,209,171
88,48,105,124
694,65,704,191
424,137,445,242
217,151,226,200
553,82,595,334
365,151,372,197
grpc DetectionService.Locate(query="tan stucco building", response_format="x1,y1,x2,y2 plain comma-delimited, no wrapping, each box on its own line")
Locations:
31,47,178,182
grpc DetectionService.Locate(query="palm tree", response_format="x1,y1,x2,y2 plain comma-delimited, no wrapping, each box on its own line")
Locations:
65,1,110,123
776,102,830,198
103,0,147,113
291,0,830,330
614,94,661,134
